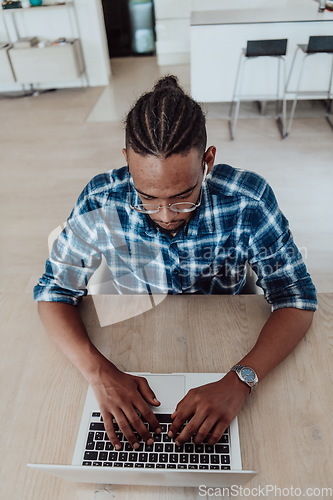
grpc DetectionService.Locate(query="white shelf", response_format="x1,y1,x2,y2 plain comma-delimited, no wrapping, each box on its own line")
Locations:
9,39,84,83
2,2,72,13
1,1,87,87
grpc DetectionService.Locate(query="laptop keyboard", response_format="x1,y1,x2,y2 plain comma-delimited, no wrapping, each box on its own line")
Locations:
82,412,231,470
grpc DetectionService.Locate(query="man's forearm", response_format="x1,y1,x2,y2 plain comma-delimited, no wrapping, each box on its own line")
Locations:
237,307,314,381
37,301,114,382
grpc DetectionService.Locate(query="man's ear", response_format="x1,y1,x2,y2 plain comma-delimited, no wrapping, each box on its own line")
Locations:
204,146,216,173
122,148,128,164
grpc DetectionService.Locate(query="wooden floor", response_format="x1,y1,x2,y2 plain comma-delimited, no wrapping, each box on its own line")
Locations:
1,56,332,297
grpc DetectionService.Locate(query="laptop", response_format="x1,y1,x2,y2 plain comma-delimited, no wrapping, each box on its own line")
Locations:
28,372,257,487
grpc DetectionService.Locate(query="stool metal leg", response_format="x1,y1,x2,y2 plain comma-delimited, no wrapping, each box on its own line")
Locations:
281,57,287,136
325,53,333,129
286,52,308,136
275,56,287,138
285,45,299,95
228,51,247,140
284,46,300,137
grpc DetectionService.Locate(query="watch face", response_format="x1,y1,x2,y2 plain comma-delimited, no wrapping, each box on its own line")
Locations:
240,367,256,383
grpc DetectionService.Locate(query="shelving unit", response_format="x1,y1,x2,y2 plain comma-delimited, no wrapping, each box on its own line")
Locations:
1,1,88,90
0,42,15,83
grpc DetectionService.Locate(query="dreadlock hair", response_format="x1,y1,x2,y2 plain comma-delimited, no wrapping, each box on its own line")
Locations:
125,75,207,158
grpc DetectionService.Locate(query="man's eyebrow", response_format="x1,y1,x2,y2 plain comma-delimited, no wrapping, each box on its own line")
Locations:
135,183,198,198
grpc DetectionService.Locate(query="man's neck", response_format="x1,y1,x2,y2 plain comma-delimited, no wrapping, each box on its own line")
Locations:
156,227,179,238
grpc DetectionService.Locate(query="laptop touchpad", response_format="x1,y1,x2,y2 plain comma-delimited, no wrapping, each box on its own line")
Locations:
145,374,186,412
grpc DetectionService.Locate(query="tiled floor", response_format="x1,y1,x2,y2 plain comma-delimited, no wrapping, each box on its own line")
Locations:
1,55,332,295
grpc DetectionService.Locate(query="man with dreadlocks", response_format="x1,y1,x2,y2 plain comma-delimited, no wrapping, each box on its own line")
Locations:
34,76,317,451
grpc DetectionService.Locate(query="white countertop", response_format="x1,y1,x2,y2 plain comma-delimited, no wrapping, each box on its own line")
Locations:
191,3,333,25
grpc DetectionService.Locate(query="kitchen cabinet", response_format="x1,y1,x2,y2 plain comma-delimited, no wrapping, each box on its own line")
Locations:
154,0,191,65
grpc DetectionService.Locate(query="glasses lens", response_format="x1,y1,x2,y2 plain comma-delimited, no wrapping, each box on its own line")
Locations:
131,201,199,213
169,202,197,213
132,204,160,214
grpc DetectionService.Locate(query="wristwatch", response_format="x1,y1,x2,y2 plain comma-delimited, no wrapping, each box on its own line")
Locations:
230,364,259,392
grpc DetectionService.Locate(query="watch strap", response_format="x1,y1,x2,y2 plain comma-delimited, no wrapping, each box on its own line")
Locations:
230,364,258,392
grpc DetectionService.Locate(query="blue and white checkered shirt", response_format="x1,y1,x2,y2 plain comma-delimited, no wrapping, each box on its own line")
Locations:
33,164,317,311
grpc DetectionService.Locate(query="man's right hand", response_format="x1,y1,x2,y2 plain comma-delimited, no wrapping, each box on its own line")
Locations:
91,361,162,450
37,302,161,449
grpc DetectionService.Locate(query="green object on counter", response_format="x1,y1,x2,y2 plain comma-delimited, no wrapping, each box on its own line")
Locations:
29,0,42,5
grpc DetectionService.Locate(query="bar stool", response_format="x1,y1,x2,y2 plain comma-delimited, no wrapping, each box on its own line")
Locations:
228,38,288,140
284,36,333,136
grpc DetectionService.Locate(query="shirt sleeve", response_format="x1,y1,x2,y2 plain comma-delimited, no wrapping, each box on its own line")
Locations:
247,182,318,312
33,217,102,305
33,183,104,305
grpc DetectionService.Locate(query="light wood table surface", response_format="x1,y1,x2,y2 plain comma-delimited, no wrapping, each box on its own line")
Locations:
1,293,332,499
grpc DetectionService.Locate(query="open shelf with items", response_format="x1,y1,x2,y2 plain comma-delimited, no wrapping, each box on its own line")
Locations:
1,1,87,90
9,38,84,83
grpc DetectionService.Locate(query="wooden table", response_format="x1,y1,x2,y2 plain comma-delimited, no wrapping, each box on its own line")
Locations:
1,293,332,499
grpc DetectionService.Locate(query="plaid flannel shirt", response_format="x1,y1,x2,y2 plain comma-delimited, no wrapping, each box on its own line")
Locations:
33,164,317,311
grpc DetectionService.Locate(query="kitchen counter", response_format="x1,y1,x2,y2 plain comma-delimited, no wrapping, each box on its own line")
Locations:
191,5,333,25
190,1,333,102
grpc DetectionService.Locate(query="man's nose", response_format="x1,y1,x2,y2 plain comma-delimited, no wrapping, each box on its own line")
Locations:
158,206,175,222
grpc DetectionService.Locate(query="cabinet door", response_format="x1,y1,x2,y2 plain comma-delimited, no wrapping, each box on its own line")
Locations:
155,19,190,54
154,0,191,20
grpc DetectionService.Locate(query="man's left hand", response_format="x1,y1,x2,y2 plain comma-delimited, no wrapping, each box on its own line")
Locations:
167,371,250,445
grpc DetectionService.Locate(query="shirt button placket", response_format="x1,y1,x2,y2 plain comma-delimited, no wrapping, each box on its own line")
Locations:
170,241,181,293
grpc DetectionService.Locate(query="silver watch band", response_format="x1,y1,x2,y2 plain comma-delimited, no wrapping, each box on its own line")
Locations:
230,364,259,392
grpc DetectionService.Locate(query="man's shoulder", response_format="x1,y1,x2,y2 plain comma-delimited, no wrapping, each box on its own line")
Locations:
210,164,269,202
69,167,128,218
83,166,128,199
